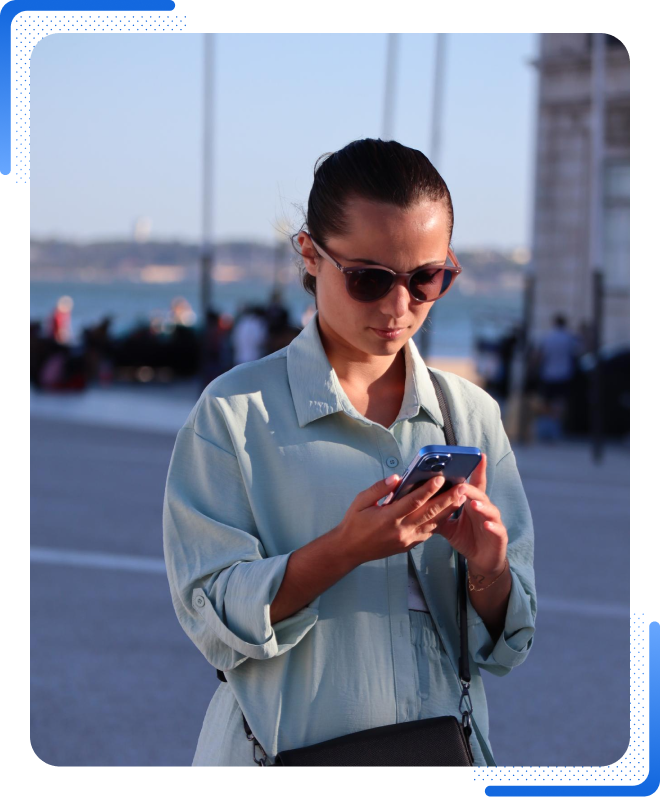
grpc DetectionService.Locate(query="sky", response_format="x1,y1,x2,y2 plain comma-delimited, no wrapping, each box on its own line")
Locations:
30,33,539,250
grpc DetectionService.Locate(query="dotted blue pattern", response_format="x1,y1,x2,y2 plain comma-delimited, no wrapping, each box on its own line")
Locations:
11,11,187,183
479,614,648,791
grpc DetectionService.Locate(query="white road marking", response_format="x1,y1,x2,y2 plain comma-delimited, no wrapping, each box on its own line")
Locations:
30,547,630,619
30,547,166,574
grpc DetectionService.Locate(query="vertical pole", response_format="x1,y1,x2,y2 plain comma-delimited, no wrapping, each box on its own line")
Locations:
200,33,215,392
517,34,544,444
429,33,446,169
382,33,399,141
592,270,604,461
588,33,606,462
516,271,535,444
420,33,447,362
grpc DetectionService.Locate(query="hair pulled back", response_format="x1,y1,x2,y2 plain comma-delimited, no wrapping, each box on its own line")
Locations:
291,138,454,302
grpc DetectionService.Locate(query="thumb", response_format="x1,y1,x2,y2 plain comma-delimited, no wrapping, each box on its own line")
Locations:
354,473,401,511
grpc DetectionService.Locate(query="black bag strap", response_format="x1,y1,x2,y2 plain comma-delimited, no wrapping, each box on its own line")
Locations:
426,368,471,688
217,367,474,761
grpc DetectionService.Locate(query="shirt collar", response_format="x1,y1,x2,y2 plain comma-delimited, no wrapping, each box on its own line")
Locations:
287,311,445,429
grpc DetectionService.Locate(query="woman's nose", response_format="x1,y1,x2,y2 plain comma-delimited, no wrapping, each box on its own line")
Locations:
381,281,412,317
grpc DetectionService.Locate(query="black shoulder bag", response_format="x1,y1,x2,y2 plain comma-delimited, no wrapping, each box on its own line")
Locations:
217,369,476,766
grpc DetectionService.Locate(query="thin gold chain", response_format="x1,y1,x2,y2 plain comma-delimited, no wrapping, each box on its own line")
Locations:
468,558,509,592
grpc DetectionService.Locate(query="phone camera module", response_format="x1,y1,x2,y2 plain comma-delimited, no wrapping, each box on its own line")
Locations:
422,455,448,472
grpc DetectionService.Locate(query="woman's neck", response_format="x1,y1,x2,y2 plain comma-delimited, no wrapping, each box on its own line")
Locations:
316,314,406,393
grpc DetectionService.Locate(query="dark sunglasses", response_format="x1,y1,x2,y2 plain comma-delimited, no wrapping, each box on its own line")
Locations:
307,236,462,303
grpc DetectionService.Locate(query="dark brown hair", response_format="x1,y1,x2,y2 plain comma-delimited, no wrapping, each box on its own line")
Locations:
291,138,454,302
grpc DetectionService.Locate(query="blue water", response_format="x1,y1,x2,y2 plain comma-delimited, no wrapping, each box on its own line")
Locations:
30,279,522,359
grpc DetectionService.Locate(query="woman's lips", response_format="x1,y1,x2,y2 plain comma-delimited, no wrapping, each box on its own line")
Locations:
370,327,405,339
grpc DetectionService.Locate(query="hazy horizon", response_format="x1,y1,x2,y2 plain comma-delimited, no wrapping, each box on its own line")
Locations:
30,234,531,256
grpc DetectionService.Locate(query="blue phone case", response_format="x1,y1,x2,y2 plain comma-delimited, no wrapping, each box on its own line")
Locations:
379,445,482,506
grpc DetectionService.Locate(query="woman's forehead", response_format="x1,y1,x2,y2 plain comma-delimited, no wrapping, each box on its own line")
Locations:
329,200,451,264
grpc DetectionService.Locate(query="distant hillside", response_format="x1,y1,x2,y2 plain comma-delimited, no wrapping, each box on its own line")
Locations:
30,238,527,293
30,239,283,283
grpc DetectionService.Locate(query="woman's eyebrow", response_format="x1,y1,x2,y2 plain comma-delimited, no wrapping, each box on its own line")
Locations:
343,256,447,267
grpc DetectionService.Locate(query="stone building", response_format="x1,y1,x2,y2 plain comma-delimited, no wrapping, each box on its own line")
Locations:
529,33,629,350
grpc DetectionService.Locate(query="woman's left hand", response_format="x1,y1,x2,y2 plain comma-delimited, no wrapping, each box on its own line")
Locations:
433,454,508,578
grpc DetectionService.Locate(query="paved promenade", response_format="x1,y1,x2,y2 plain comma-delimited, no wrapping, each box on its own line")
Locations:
30,384,630,766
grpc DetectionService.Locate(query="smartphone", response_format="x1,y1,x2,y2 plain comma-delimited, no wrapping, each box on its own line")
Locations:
378,445,482,507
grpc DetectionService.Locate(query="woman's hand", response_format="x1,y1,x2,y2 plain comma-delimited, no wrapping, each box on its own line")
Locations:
429,454,508,579
335,472,468,567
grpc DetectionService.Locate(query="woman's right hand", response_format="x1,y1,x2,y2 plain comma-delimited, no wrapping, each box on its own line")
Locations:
335,474,468,567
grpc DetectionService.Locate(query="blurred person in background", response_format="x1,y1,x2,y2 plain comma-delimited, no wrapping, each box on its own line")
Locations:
170,296,197,328
164,296,199,378
202,309,221,381
82,315,115,386
475,326,520,409
263,305,300,355
265,288,288,331
231,304,268,364
263,291,300,355
217,312,235,375
170,315,200,379
47,295,74,345
495,326,520,406
163,138,536,767
30,321,43,385
34,296,88,391
534,314,582,441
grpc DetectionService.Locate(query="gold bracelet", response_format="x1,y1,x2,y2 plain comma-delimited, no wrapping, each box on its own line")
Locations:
468,558,509,592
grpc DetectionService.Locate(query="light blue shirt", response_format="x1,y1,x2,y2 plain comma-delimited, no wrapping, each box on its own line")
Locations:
163,311,537,766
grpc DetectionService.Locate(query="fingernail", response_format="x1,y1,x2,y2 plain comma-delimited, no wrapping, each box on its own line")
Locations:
473,500,482,509
457,485,467,496
385,474,398,486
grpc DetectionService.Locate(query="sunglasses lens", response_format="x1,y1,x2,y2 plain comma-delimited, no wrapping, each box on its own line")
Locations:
410,268,454,301
345,267,456,302
346,269,393,302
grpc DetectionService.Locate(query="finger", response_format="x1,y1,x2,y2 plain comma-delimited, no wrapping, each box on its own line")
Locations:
469,453,488,492
428,511,465,547
405,483,466,527
395,475,446,518
353,474,400,510
465,499,501,523
455,482,489,505
483,520,507,536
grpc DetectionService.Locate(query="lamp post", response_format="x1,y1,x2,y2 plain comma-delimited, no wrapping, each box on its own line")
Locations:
420,33,447,362
382,34,399,141
199,33,215,392
588,33,606,463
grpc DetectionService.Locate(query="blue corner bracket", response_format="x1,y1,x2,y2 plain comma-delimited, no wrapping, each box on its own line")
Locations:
0,0,176,175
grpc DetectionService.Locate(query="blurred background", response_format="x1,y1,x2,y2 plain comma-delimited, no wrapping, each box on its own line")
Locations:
30,33,630,766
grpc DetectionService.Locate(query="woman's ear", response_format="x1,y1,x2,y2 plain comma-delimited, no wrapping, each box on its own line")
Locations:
298,233,320,277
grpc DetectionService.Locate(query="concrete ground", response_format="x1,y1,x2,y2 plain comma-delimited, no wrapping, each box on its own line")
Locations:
30,386,630,767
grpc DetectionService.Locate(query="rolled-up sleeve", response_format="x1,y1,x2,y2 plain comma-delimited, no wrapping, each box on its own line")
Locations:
465,445,537,677
163,421,319,672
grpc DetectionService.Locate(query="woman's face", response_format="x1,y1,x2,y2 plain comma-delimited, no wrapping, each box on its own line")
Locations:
299,197,452,362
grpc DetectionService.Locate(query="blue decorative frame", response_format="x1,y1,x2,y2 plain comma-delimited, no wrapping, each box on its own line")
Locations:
0,0,186,175
16,12,648,797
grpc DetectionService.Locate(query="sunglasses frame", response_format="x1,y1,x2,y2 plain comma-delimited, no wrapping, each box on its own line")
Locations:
307,235,462,303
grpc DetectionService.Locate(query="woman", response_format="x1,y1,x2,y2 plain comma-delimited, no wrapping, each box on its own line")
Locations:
163,138,536,766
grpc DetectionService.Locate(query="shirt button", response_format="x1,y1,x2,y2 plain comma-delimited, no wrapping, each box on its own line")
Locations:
194,595,206,608
386,457,399,468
